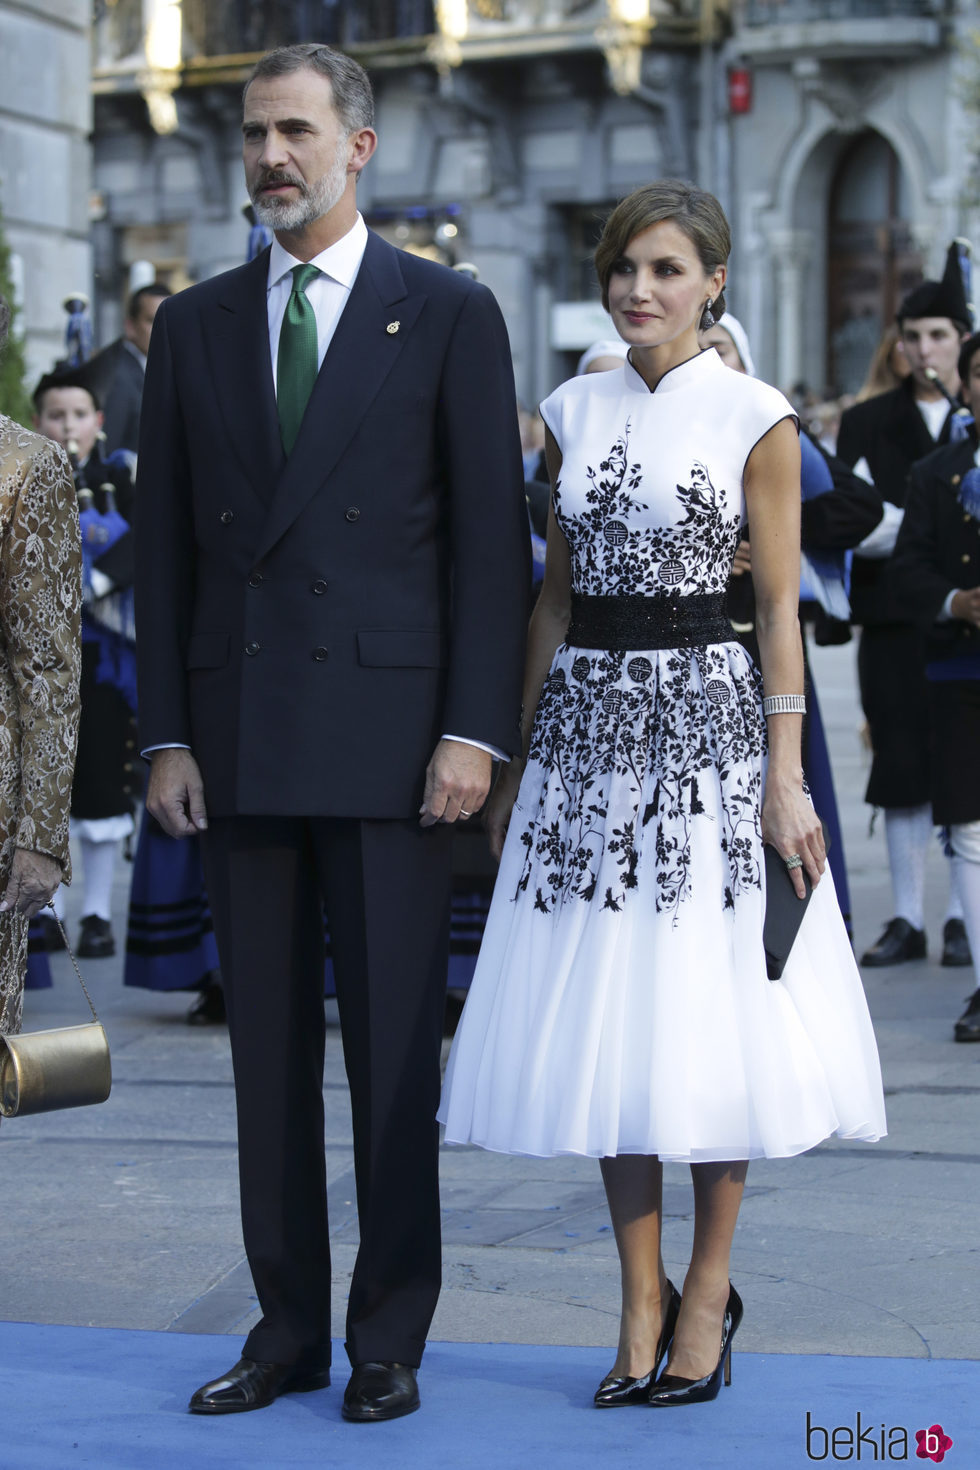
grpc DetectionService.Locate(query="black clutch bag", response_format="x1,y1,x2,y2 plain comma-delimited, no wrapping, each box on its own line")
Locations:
762,843,814,980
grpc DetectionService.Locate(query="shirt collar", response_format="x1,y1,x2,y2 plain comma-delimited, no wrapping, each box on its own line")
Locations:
267,214,368,292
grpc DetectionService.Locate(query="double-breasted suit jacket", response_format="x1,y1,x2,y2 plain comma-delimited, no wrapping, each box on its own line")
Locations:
136,231,529,803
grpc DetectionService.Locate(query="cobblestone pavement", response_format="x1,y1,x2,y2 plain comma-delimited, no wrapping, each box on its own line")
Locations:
4,637,977,1364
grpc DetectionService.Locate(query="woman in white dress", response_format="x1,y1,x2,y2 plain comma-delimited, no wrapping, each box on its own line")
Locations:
438,182,885,1407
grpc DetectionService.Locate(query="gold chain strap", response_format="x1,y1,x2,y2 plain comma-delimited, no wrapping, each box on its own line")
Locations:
51,915,100,1025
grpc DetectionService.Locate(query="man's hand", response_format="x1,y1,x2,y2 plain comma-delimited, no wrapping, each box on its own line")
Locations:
951,587,980,628
0,849,62,918
419,739,492,827
147,748,208,838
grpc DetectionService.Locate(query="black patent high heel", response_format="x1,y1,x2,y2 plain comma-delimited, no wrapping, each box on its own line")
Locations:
647,1282,743,1407
593,1280,682,1407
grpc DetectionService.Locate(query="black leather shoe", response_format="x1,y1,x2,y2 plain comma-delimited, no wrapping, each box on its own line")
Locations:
954,989,980,1042
648,1283,743,1407
187,977,226,1026
76,915,115,959
189,1356,330,1414
342,1362,419,1422
594,1280,681,1407
941,918,972,968
860,917,926,967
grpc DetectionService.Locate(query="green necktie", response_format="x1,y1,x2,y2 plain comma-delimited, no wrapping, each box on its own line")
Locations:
277,262,320,454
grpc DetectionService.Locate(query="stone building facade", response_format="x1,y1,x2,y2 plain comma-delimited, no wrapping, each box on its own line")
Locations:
89,1,715,406
0,0,92,382
88,0,980,404
726,0,980,398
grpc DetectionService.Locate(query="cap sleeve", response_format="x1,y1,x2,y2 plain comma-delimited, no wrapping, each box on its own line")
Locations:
538,380,570,450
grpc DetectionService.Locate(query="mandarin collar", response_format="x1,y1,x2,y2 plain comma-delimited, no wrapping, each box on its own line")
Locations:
623,347,725,396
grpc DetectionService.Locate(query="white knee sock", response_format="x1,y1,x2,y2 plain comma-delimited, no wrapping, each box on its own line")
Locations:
79,837,120,923
884,805,932,930
950,828,980,987
944,869,964,925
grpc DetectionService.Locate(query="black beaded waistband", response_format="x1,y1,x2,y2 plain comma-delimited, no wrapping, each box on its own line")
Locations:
566,593,734,651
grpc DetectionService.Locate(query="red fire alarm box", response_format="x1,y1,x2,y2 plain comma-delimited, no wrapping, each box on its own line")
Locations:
729,68,753,115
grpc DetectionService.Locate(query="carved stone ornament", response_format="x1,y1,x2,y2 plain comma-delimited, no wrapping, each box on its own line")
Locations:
797,60,889,133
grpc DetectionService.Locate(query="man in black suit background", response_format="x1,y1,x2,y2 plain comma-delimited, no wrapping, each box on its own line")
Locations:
837,249,972,970
136,44,529,1422
89,283,171,456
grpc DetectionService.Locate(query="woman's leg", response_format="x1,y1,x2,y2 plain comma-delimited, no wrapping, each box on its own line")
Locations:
663,1160,747,1380
599,1154,668,1377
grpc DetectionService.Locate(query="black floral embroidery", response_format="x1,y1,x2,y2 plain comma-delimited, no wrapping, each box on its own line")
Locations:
515,423,765,920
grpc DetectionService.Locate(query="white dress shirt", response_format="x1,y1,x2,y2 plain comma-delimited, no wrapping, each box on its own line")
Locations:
146,213,506,766
266,214,368,389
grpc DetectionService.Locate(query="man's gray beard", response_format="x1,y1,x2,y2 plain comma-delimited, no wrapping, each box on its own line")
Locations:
251,150,348,232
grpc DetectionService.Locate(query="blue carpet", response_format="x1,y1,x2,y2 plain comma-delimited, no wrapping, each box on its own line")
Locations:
2,1323,973,1469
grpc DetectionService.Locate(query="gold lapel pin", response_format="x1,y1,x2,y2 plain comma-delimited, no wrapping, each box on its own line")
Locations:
386,320,400,335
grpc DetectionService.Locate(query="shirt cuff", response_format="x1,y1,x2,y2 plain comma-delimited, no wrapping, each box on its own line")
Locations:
855,501,903,559
442,734,510,763
938,590,959,623
141,743,192,758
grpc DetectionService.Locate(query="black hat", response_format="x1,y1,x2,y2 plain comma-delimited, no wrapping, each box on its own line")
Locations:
32,360,102,411
897,241,972,328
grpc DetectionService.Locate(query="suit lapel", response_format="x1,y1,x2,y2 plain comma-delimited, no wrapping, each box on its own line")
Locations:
205,250,283,504
253,233,424,562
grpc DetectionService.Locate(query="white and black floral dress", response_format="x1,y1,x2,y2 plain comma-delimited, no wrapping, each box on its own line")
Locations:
438,350,886,1162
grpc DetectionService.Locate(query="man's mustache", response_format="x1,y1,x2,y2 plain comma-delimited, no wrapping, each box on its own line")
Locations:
255,172,306,194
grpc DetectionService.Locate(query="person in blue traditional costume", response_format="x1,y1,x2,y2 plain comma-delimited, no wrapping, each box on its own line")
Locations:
702,313,881,933
33,365,137,959
891,330,980,1040
62,293,93,370
123,820,223,1018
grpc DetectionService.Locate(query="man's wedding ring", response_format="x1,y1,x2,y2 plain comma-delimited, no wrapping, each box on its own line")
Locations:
459,809,473,818
784,854,803,871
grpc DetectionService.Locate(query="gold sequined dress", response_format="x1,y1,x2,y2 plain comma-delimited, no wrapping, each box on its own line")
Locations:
0,417,81,1033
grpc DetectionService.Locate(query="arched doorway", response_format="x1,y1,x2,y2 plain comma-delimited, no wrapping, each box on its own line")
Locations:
827,130,921,395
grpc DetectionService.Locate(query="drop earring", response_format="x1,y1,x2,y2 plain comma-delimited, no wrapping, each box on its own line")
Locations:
701,299,716,330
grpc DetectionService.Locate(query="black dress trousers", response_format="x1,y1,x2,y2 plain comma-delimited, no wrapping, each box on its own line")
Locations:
202,813,453,1369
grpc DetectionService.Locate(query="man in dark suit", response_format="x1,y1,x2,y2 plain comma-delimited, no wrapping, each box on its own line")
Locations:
891,331,980,1040
837,247,972,969
89,283,171,456
136,44,529,1422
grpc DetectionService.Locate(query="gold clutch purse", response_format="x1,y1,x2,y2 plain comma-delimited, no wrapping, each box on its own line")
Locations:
0,919,111,1117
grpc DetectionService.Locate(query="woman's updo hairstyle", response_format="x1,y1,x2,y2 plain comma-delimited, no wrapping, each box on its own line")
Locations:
594,179,731,329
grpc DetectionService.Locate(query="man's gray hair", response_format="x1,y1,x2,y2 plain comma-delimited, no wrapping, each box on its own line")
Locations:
244,44,374,134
